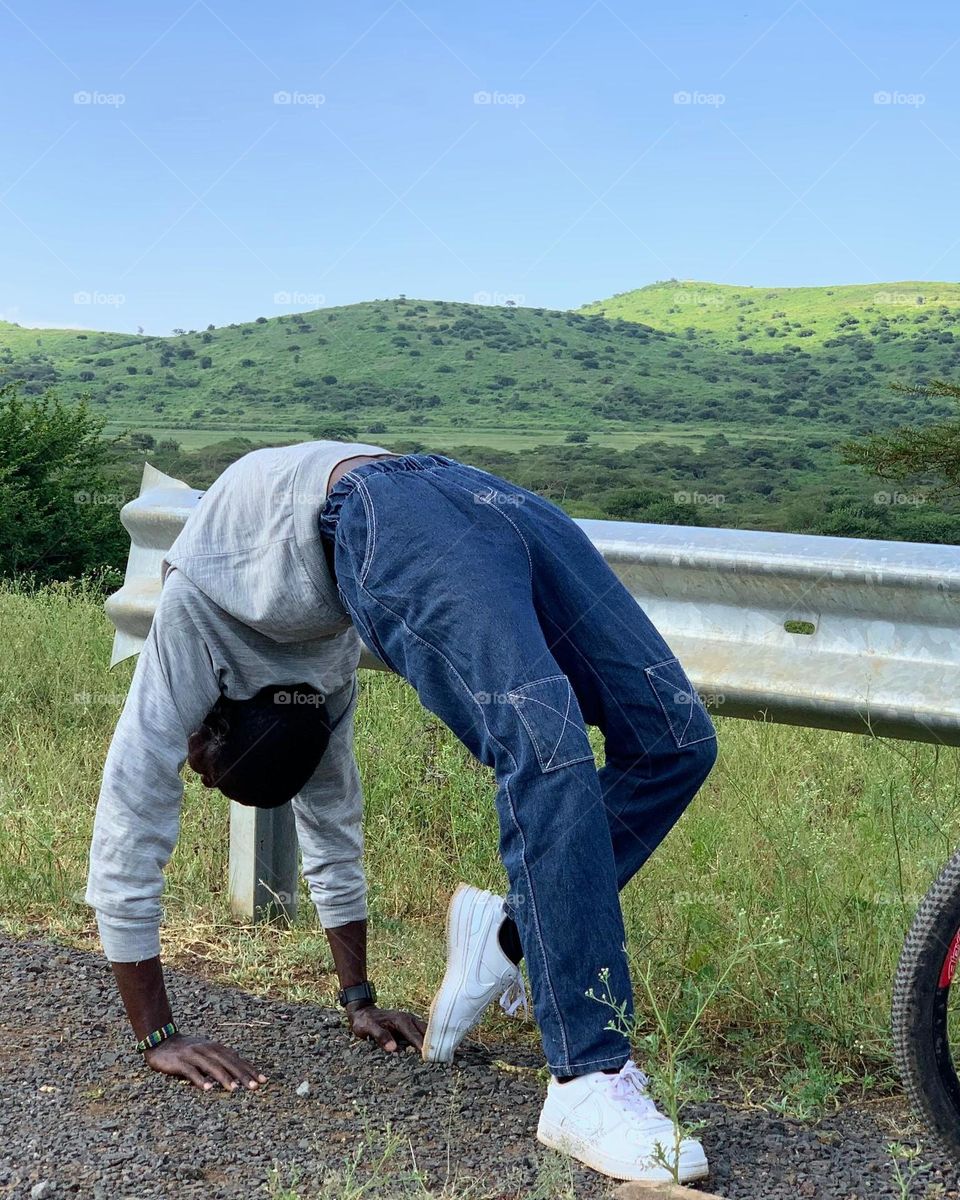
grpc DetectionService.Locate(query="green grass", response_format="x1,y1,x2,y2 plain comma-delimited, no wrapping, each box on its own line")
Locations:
2,581,959,1114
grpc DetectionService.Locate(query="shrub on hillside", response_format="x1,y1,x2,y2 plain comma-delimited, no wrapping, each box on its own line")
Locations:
0,385,130,585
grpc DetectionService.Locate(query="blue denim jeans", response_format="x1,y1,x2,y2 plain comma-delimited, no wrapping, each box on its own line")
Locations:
319,452,718,1076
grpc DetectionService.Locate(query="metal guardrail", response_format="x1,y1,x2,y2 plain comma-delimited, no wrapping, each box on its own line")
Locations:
577,518,960,748
106,462,960,921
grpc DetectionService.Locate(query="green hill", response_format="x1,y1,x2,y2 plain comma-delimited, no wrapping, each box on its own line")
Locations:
582,279,960,339
3,283,959,561
582,279,960,416
2,283,958,447
0,299,751,440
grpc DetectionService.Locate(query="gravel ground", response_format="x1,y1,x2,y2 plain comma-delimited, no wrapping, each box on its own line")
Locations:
0,932,957,1200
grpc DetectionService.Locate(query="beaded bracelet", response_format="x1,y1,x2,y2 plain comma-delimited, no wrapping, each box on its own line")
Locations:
136,1021,178,1053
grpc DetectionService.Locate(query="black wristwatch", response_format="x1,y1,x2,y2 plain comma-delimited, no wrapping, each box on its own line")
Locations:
337,981,377,1009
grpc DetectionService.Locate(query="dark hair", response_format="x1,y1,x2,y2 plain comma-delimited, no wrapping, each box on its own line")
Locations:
187,683,333,808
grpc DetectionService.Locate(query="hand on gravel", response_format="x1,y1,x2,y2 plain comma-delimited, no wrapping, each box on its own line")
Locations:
347,1005,426,1053
144,1033,268,1092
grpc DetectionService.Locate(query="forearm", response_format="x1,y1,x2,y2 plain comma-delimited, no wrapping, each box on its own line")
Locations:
111,956,174,1041
324,918,368,990
323,918,426,1052
110,956,267,1091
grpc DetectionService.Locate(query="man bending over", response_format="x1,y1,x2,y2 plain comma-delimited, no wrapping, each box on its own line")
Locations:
86,441,717,1185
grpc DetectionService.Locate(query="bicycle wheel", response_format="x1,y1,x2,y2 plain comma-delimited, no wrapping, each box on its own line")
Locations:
892,844,960,1163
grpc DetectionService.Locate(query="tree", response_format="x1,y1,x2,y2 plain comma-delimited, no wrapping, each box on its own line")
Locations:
600,486,700,525
311,420,358,441
0,385,129,583
841,379,960,502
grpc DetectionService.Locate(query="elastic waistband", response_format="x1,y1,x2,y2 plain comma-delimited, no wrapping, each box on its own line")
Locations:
331,451,456,497
320,452,457,544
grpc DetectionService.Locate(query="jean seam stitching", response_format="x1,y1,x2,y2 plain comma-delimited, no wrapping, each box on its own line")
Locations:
501,774,572,1065
508,675,594,768
644,663,717,748
354,462,452,588
509,672,566,688
650,666,696,744
354,608,393,672
354,580,572,1065
514,703,594,774
508,686,595,774
646,655,678,672
509,685,592,763
355,479,378,589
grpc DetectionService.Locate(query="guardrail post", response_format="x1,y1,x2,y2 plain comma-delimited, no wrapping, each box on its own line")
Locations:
228,801,300,923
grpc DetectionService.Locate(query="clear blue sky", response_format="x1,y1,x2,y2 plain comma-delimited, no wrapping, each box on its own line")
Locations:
1,0,957,333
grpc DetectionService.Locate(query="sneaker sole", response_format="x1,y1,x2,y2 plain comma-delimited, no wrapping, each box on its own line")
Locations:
536,1121,709,1184
422,883,490,1062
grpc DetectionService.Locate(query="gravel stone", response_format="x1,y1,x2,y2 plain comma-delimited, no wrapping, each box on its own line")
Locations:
1,931,958,1198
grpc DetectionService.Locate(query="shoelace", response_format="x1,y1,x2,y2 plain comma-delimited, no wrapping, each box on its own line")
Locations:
608,1060,663,1122
497,968,528,1018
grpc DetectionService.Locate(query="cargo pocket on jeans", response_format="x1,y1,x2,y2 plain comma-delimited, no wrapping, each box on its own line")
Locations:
506,674,595,774
644,657,717,749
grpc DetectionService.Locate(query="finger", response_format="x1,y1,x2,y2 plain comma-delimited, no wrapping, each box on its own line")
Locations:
179,1062,216,1092
372,1025,398,1053
186,1049,238,1093
207,1036,267,1084
383,1012,423,1042
204,1045,264,1089
391,1014,424,1051
209,1042,267,1080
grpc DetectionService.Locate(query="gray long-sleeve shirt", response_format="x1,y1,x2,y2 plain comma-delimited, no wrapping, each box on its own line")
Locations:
85,439,391,962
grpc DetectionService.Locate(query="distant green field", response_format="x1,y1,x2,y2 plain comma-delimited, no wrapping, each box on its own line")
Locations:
106,423,795,454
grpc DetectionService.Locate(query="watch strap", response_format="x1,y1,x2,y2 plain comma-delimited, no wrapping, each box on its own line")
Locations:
338,981,376,1008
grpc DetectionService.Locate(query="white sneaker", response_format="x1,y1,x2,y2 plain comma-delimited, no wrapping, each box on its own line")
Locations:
536,1059,709,1183
421,883,527,1062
